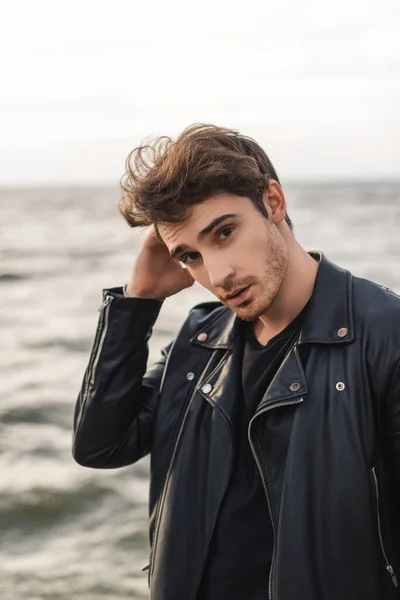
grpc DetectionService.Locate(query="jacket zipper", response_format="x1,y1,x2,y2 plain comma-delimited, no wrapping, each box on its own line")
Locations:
75,294,113,435
149,353,215,580
248,397,304,600
90,295,113,385
371,467,399,588
145,340,177,579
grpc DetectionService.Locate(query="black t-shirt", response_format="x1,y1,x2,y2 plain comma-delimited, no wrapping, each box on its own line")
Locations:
197,306,308,600
242,307,308,419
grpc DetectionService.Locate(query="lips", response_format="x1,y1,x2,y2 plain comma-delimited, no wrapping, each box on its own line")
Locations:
225,286,248,300
223,285,252,306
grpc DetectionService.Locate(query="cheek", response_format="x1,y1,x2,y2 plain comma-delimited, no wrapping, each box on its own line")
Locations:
228,236,262,268
241,227,267,252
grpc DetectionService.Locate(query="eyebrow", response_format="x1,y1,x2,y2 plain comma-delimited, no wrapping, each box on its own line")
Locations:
169,213,239,260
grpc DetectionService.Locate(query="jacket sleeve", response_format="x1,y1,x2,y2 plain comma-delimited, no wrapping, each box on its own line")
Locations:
381,359,400,495
72,287,170,469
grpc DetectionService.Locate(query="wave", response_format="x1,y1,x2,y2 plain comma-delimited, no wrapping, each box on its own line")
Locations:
25,337,92,353
1,402,71,426
0,480,132,529
0,272,29,282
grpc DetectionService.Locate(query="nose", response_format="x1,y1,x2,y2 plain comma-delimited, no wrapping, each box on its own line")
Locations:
204,255,234,289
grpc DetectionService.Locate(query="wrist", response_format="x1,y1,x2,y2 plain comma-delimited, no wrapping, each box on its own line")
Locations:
124,283,165,300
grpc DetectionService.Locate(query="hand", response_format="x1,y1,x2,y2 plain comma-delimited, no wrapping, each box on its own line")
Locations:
125,226,195,300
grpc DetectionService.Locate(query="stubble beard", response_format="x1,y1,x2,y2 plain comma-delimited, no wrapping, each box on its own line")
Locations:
235,243,289,322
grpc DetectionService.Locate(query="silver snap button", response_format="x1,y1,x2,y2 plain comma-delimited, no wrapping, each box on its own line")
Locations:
197,332,208,342
290,382,300,392
337,327,348,338
336,382,345,391
202,383,213,394
186,372,195,381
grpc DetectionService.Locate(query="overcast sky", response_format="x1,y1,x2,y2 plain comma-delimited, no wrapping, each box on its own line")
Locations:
1,0,399,185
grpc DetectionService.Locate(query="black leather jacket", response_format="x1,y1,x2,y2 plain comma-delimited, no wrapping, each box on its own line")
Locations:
73,253,400,600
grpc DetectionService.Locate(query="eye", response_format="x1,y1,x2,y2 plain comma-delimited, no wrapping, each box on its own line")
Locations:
181,251,200,265
218,226,235,241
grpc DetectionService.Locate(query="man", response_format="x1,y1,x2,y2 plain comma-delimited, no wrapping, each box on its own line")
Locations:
73,124,400,600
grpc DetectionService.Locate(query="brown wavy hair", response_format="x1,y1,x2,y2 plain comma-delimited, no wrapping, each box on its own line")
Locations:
119,123,293,231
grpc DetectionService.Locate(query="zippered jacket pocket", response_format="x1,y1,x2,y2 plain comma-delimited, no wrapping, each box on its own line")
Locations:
371,467,399,588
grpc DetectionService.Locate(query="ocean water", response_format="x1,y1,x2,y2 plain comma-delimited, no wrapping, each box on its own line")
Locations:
1,182,399,600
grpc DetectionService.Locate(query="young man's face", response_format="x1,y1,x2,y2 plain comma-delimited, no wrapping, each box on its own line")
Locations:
159,192,289,321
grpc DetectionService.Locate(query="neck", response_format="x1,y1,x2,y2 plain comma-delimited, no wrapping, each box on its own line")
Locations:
254,242,319,344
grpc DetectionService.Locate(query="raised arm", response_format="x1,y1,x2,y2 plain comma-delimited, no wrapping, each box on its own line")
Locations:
72,226,194,468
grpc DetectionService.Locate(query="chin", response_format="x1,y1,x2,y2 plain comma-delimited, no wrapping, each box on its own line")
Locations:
235,296,274,322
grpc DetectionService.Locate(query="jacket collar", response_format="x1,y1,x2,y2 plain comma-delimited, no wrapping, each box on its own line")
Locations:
190,252,354,350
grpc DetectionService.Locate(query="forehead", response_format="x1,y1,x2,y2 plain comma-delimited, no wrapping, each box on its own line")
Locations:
159,194,251,246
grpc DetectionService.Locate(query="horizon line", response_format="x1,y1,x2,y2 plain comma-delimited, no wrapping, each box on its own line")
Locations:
1,176,399,191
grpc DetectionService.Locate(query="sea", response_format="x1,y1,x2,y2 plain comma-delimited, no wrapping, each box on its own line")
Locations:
1,182,399,600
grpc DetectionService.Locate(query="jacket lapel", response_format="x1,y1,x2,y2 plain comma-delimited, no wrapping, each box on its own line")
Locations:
189,252,355,414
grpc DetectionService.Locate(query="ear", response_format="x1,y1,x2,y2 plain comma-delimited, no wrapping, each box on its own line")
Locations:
262,180,287,225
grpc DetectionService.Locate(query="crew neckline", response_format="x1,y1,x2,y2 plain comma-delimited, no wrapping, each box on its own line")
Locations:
245,301,310,350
